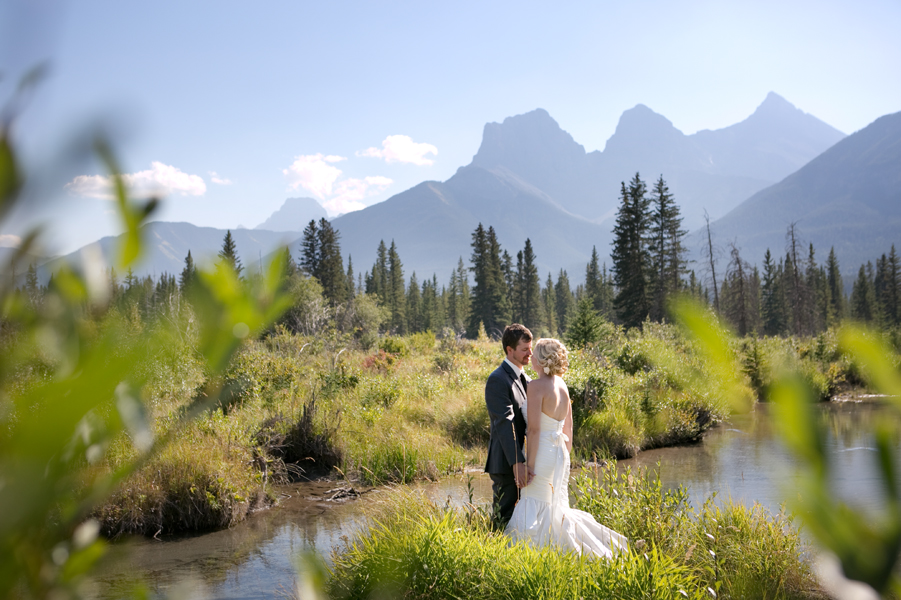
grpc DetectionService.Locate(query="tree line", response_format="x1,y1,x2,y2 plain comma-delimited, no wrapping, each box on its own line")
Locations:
17,175,900,341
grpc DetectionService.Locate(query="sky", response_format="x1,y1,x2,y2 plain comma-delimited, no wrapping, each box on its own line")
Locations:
1,0,899,255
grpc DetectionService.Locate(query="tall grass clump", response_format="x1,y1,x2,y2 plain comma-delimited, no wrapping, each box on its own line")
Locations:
327,465,823,600
564,322,738,459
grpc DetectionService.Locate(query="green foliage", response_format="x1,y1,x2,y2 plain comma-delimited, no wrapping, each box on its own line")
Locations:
0,129,290,597
378,335,409,356
674,299,901,597
328,467,818,600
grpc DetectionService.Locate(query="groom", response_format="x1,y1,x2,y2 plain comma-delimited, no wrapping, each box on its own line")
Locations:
484,323,533,527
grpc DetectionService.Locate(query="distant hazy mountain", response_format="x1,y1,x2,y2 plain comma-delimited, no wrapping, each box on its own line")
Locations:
37,222,300,284
323,165,607,285
472,94,844,230
48,95,855,287
707,110,901,276
255,197,327,231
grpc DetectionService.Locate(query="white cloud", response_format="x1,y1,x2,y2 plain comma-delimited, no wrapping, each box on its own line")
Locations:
209,171,233,185
282,154,347,199
0,234,21,248
357,135,438,166
323,176,394,215
283,154,392,216
66,162,207,199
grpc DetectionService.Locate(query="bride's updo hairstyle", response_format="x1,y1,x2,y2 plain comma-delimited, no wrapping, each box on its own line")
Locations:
534,338,569,376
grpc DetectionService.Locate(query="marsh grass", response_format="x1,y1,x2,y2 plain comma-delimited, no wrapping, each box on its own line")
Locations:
84,321,892,537
327,465,824,600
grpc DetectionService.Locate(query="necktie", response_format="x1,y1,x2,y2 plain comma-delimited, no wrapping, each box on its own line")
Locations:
520,373,528,391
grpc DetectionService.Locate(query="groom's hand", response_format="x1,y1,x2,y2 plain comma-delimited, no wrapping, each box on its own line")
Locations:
513,462,528,488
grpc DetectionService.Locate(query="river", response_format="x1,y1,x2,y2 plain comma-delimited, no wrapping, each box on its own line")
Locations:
83,399,900,599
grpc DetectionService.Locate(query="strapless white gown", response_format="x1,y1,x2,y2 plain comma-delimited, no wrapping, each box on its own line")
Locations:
505,411,628,558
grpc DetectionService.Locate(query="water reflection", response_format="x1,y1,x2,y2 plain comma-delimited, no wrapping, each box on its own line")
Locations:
84,401,901,599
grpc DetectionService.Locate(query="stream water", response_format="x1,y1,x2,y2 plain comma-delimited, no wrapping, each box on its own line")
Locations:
84,399,901,599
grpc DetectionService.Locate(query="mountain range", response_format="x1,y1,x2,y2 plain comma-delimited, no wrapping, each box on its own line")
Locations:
706,109,901,273
23,93,899,288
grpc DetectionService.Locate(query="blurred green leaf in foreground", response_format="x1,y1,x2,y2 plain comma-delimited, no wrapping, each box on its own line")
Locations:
0,93,290,599
671,296,901,598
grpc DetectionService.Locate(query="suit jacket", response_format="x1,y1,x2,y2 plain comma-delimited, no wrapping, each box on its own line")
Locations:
484,361,528,475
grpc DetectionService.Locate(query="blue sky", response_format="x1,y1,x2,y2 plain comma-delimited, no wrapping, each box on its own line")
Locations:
2,0,900,254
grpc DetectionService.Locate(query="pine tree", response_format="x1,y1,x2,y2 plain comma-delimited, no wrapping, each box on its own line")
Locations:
218,230,242,277
785,224,811,335
179,250,196,295
366,240,389,301
467,224,509,338
585,246,602,311
316,219,346,305
598,263,615,319
611,174,651,328
543,272,557,335
406,272,421,333
387,240,406,333
888,245,900,326
722,244,753,336
299,220,319,277
760,249,784,336
566,296,605,348
555,269,575,333
345,255,356,298
518,239,543,331
826,247,844,325
446,257,470,333
647,175,686,321
850,263,875,323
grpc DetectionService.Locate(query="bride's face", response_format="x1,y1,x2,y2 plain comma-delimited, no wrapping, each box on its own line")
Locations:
530,353,541,373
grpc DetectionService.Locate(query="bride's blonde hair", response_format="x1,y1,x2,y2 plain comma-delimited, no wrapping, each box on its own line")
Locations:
533,338,569,376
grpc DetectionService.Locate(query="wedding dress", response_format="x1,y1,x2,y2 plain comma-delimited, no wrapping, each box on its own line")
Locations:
505,410,628,558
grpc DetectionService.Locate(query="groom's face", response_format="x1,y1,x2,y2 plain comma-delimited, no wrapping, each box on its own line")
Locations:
507,339,533,369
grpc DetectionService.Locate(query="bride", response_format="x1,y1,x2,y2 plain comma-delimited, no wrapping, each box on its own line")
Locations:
505,338,628,558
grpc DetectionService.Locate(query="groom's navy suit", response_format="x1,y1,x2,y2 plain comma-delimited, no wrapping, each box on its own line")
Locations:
485,360,528,525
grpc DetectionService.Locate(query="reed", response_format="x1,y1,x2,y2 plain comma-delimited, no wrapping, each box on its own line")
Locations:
327,465,825,600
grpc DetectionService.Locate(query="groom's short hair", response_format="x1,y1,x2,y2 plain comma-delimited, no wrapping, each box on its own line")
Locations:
502,324,532,355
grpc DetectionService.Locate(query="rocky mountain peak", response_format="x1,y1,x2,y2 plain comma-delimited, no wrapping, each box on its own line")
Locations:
471,108,587,170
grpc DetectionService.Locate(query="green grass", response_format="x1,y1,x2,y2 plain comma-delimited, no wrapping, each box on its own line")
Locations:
49,319,900,537
326,465,825,600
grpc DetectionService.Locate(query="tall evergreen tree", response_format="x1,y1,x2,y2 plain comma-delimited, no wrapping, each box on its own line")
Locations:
826,247,844,325
760,249,785,336
179,250,196,295
543,272,557,335
366,240,389,301
316,219,346,305
387,240,406,333
785,224,811,335
585,246,602,311
218,230,242,276
555,269,575,333
467,224,509,338
647,175,687,321
887,245,900,326
850,263,875,323
721,244,758,336
611,173,651,328
407,272,421,333
298,220,319,277
345,255,356,298
517,239,543,331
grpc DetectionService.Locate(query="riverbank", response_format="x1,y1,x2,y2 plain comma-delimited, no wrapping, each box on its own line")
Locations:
88,322,871,537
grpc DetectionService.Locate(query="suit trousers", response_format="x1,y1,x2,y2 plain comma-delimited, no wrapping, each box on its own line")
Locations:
490,471,518,527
